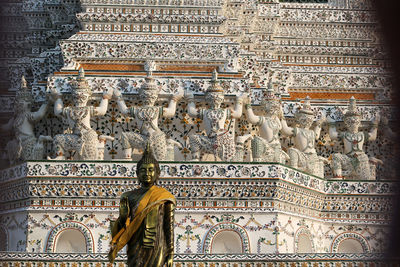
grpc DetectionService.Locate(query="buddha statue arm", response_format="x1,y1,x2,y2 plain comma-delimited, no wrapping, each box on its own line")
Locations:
367,114,380,141
113,89,129,115
281,118,294,136
94,89,113,116
110,195,130,240
230,95,244,119
31,102,48,121
164,202,175,267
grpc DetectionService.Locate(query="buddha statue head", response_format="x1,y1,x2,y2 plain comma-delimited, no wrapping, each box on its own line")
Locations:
136,143,161,188
295,96,314,129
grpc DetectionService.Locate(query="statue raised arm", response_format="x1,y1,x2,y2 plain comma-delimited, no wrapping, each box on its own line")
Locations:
49,68,112,160
114,71,182,161
328,96,380,180
186,69,244,161
281,96,326,177
2,76,52,164
244,88,288,163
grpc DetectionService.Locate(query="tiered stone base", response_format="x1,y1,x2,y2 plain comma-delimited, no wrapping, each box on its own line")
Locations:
0,253,391,267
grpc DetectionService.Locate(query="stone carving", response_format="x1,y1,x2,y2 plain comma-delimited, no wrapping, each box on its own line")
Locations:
244,88,288,163
97,135,115,160
60,39,239,68
280,8,375,24
231,134,253,162
165,137,183,161
281,96,326,177
267,65,292,95
328,97,380,180
49,69,112,160
1,76,52,164
114,68,182,161
187,70,244,161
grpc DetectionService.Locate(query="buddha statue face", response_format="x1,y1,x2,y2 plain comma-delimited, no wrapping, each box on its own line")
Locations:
137,163,159,187
344,115,361,133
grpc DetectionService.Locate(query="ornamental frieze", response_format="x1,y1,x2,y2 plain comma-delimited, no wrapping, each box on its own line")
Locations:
0,162,395,195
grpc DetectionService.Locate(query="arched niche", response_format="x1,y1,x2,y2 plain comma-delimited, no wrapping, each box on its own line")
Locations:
46,221,94,253
337,238,364,253
295,227,314,253
331,232,370,253
0,226,7,251
55,229,87,253
211,230,243,254
203,223,250,254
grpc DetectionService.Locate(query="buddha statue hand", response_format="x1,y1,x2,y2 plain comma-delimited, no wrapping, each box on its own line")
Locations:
119,196,130,222
166,252,174,267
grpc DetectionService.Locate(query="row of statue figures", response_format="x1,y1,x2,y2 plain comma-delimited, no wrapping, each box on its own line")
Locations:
1,69,385,180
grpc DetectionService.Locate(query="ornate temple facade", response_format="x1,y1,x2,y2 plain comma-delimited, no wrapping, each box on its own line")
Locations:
0,0,396,266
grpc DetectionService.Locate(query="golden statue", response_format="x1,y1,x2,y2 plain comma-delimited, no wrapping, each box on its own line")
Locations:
108,144,176,266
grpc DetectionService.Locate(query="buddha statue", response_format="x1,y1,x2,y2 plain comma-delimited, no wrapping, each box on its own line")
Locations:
109,143,176,267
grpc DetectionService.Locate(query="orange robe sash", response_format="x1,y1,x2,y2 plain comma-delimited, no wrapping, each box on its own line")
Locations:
108,185,176,263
